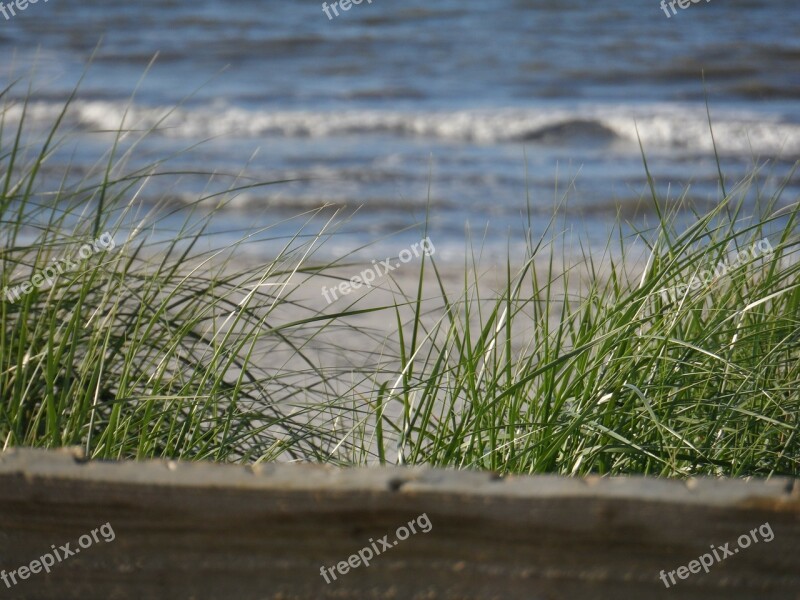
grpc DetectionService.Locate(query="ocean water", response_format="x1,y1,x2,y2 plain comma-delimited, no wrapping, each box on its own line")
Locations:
2,0,799,260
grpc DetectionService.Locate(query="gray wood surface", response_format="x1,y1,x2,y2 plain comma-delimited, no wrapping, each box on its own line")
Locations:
0,447,798,599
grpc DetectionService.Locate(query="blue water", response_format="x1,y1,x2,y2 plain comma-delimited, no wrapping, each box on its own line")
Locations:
2,0,799,260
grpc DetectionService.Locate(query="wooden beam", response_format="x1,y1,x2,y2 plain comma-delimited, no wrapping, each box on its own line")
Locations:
0,447,797,599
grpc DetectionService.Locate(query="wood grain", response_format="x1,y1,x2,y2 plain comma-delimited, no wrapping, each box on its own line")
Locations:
0,448,798,599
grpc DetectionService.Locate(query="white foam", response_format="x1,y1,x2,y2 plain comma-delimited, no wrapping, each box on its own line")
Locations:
5,100,800,156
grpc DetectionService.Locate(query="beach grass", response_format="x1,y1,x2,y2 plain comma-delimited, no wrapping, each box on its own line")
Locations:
1,80,798,477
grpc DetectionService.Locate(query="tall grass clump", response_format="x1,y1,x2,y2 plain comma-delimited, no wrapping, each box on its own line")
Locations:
362,163,800,478
0,79,375,463
1,76,798,477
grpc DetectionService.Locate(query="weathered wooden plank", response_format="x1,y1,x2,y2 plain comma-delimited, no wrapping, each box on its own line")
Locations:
0,447,798,599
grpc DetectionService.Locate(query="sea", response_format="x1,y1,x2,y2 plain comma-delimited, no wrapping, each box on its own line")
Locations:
2,0,798,262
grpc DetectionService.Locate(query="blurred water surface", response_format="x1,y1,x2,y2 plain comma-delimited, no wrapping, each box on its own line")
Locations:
2,0,798,259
